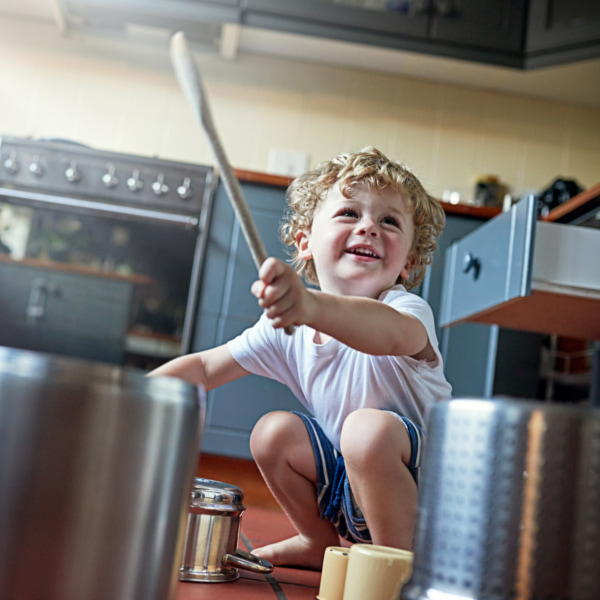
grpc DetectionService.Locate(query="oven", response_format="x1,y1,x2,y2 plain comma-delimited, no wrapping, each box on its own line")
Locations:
0,135,214,368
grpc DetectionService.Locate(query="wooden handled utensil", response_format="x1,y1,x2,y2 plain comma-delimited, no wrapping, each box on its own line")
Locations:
170,31,294,335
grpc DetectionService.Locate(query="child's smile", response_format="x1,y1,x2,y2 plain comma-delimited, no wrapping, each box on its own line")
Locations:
297,182,416,299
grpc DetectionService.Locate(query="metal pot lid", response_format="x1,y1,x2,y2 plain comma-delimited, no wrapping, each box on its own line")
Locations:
189,477,245,512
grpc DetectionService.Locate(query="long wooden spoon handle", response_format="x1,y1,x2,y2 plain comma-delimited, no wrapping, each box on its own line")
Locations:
170,31,294,335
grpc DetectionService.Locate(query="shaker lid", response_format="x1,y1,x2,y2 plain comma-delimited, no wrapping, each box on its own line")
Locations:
190,477,245,512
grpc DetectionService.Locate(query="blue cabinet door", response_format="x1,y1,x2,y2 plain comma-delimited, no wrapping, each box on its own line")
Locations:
192,180,307,458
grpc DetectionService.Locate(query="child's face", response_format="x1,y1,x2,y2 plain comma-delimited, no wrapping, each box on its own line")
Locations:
296,182,416,298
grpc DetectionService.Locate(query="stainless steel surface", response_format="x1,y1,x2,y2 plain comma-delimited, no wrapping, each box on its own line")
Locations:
0,346,205,600
0,136,213,215
0,135,216,366
0,187,201,227
401,398,600,600
180,478,273,583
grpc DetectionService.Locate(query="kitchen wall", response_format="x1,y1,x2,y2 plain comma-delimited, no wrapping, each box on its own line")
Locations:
2,17,599,203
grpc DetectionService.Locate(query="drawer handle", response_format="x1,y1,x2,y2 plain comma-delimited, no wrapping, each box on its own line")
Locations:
462,252,481,280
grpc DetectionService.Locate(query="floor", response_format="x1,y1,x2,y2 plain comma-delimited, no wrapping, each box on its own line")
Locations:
175,454,322,600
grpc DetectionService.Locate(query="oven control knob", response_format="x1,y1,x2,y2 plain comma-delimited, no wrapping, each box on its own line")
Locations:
127,169,144,192
3,151,19,174
177,177,193,200
102,163,119,188
29,156,44,177
152,173,169,196
65,160,81,183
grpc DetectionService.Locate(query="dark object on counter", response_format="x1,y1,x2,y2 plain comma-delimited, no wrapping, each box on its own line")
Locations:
473,175,507,207
400,398,600,600
537,177,584,218
0,346,205,600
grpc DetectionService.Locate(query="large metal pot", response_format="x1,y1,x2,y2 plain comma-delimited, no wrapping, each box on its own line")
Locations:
0,346,204,600
401,398,600,600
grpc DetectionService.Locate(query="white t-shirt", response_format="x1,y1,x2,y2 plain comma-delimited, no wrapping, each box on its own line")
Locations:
227,285,452,450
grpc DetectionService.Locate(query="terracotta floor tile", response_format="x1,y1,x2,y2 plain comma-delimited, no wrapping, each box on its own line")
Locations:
279,582,321,599
176,577,275,600
241,506,297,549
271,566,321,588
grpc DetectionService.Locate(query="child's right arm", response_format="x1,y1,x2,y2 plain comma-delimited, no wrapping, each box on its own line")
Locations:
148,344,249,390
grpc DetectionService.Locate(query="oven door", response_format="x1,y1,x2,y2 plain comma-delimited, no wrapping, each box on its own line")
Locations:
0,188,212,367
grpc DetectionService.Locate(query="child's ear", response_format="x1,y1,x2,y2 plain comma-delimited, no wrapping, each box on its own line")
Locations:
296,230,312,260
400,251,418,280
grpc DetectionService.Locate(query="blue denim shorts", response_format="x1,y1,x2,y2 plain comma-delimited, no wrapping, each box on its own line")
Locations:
292,410,423,544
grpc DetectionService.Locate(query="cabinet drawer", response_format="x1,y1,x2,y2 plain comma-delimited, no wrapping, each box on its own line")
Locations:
440,196,600,340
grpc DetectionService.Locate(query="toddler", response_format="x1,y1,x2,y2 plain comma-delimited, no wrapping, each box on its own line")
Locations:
150,147,452,569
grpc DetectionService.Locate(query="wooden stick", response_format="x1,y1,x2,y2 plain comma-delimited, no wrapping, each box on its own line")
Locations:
170,31,293,335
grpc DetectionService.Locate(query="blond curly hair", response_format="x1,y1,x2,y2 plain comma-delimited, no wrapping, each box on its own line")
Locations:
280,147,445,291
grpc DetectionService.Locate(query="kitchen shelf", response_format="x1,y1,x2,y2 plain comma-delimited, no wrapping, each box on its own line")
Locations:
0,253,152,285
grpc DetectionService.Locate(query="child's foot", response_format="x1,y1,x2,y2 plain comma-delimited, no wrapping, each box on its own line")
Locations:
252,534,332,570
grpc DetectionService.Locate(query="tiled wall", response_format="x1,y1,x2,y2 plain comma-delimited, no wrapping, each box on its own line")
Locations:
2,18,599,203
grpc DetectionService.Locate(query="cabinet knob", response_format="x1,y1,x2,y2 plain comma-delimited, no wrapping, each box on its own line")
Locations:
26,278,60,322
463,252,481,280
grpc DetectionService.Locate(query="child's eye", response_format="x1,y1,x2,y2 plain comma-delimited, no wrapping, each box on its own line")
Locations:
338,208,358,218
382,215,400,228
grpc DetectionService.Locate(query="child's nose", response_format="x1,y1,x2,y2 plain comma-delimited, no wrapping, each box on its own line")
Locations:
357,219,378,236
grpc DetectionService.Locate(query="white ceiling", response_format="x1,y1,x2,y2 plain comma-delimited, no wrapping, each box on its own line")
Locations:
3,0,600,110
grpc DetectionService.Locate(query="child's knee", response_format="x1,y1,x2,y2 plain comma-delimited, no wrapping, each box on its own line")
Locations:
250,411,302,461
340,409,410,466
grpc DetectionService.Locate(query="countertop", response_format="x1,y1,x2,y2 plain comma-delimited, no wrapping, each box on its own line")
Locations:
0,253,153,285
235,169,600,225
234,168,502,220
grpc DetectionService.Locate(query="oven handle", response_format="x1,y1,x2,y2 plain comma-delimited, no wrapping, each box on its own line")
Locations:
0,187,199,227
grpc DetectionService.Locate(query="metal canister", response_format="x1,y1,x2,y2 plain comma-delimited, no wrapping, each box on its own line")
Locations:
180,478,273,582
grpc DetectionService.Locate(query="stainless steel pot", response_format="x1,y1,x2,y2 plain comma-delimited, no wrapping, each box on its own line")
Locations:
0,346,204,600
180,478,273,582
401,398,600,600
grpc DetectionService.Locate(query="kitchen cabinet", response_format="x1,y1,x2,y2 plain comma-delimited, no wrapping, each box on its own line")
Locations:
440,194,600,404
526,0,600,59
441,196,600,341
245,0,526,55
191,176,307,459
0,259,132,364
65,0,600,69
422,208,545,400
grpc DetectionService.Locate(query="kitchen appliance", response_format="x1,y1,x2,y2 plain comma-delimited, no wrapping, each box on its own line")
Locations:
400,398,600,600
180,477,274,582
0,135,214,367
0,345,205,600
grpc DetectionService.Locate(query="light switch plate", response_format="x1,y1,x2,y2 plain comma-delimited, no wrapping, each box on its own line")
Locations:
267,148,309,177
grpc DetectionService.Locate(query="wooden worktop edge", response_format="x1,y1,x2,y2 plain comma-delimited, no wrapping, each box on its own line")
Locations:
234,168,502,220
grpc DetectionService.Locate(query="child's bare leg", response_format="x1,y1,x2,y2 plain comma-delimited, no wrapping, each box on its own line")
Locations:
249,411,340,569
340,408,417,550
